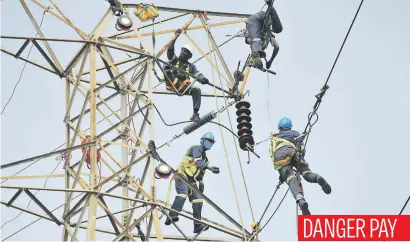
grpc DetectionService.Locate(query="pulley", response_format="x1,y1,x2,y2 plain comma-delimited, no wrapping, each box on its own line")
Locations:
116,15,133,31
251,221,261,232
154,164,172,179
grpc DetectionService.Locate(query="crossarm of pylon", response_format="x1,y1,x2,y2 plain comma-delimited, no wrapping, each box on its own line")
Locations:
1,48,58,75
120,19,247,40
185,33,231,86
20,0,64,73
101,37,146,55
1,200,59,222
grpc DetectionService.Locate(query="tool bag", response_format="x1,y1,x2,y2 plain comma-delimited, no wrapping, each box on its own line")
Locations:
134,3,159,22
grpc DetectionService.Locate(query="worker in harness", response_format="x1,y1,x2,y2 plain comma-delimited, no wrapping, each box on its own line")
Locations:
246,0,283,70
165,132,220,233
163,29,210,122
269,117,332,215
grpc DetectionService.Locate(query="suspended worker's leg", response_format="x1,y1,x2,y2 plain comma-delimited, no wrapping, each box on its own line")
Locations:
190,188,209,233
188,86,201,122
165,178,188,225
246,23,264,69
274,146,310,215
297,159,332,195
279,165,311,215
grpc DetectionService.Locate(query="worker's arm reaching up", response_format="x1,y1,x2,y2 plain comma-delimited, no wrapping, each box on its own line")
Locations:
167,29,183,61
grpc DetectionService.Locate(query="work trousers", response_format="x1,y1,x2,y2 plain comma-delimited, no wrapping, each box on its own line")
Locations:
246,23,264,53
187,86,201,110
169,178,203,226
275,146,322,201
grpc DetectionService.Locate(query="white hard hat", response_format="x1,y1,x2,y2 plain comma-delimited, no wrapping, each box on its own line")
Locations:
182,44,194,55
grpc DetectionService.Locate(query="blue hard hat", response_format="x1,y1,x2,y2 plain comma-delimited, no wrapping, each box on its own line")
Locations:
201,132,215,143
278,117,293,129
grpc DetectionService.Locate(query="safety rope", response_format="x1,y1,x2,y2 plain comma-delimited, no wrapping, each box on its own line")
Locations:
207,32,246,238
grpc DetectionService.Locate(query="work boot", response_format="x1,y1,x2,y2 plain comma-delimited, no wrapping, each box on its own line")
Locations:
193,223,209,233
250,51,263,70
298,199,311,215
317,176,332,194
190,113,200,122
165,196,186,225
192,202,207,233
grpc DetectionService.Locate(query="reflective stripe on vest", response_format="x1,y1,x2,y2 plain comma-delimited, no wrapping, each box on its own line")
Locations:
165,61,191,92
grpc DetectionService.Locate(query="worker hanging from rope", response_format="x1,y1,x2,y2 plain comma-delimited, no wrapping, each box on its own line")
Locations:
245,0,282,70
163,29,210,122
269,118,332,215
165,132,220,233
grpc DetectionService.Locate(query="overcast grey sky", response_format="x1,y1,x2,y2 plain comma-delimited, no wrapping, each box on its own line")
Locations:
1,0,410,241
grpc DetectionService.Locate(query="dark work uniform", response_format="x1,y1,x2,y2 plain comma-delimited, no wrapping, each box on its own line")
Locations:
164,42,206,111
246,7,283,53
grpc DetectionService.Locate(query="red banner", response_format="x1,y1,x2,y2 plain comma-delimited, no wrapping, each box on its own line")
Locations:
298,215,410,241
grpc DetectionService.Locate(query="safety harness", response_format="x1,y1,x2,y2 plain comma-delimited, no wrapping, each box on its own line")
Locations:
165,60,192,93
269,135,297,170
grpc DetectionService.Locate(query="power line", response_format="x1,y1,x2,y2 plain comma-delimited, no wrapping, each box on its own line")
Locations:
399,195,410,215
302,0,364,148
1,11,47,115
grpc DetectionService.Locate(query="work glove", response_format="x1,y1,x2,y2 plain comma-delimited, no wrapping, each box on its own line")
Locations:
200,78,209,85
208,166,220,174
175,28,182,36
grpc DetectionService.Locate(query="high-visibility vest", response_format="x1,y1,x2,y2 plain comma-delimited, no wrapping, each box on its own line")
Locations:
269,136,296,168
177,147,206,180
165,60,202,93
165,61,191,93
